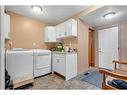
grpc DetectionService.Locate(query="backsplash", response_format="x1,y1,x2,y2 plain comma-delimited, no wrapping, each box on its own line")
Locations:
62,37,78,50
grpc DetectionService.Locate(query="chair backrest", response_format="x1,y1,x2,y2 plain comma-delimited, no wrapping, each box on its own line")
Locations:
113,60,127,71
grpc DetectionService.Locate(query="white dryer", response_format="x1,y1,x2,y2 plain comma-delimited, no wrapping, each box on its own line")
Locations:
33,49,51,77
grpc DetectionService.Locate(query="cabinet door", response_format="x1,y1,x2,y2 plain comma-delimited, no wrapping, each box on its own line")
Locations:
44,27,49,42
66,54,77,80
48,27,56,42
52,54,65,76
4,14,10,39
65,20,72,36
65,19,77,37
60,23,66,37
56,24,61,39
44,26,57,42
56,23,66,39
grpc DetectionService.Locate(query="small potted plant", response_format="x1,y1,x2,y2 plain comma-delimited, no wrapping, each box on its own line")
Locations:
56,42,64,52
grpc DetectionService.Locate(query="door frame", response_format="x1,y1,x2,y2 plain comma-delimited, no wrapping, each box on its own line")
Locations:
0,6,5,89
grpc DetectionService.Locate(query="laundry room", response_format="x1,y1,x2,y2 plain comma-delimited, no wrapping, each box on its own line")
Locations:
3,5,127,90
4,5,84,89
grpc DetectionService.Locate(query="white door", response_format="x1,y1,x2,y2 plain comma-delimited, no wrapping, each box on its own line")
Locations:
98,27,118,70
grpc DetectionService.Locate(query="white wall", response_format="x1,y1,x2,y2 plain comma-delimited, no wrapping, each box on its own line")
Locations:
119,22,127,70
0,6,5,89
77,19,89,74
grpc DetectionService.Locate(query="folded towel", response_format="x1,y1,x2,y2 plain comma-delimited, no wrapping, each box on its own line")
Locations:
108,79,127,89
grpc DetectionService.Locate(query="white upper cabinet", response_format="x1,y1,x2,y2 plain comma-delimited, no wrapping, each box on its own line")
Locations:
65,19,77,37
44,19,77,42
56,24,61,39
4,14,10,39
60,23,66,38
44,26,58,43
56,19,77,39
56,23,66,39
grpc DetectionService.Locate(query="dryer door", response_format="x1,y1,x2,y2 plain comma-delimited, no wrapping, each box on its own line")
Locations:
36,54,51,69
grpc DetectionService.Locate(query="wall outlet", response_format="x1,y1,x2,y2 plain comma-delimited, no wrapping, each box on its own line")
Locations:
33,42,36,46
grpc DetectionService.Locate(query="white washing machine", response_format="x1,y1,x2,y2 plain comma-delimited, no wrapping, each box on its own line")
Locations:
6,49,34,85
33,49,51,77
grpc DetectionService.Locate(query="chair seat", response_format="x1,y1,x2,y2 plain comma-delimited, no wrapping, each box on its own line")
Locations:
105,70,127,88
99,60,127,89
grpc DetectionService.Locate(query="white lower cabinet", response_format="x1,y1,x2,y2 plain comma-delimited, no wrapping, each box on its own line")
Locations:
52,53,77,80
52,54,65,76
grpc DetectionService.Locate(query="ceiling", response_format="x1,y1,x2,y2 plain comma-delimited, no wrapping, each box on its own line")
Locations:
6,6,89,25
80,6,127,28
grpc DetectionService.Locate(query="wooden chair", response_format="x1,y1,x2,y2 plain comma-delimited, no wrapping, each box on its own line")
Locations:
99,60,127,89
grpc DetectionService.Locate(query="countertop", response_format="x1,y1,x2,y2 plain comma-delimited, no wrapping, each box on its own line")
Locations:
52,51,77,54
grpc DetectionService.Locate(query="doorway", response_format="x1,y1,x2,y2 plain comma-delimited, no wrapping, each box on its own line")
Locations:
98,27,118,70
89,28,95,67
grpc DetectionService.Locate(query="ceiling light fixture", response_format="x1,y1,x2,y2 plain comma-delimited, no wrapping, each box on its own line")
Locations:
31,6,43,13
103,12,116,19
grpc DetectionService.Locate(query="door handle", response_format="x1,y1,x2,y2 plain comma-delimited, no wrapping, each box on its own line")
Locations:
98,50,104,53
37,54,50,56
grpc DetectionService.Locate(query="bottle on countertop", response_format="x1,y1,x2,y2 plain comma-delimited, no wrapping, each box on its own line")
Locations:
64,44,69,52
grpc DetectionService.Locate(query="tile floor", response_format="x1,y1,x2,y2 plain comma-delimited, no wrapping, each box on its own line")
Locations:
31,72,100,89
